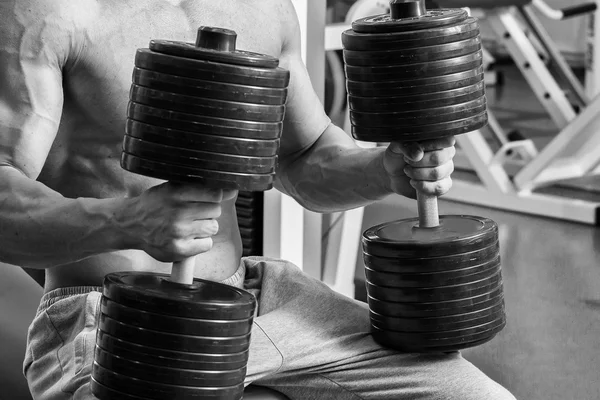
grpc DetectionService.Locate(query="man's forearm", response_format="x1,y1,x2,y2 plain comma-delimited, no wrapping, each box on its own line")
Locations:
277,124,393,213
0,167,131,269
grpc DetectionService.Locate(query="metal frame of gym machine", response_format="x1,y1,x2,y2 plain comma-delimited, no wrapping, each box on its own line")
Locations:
446,1,600,226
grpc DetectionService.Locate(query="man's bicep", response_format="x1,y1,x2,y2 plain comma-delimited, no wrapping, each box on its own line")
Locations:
0,1,67,179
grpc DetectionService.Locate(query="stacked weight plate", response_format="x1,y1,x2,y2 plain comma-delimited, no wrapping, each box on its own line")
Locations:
236,191,264,256
362,216,505,352
91,272,256,400
122,27,289,191
342,8,488,142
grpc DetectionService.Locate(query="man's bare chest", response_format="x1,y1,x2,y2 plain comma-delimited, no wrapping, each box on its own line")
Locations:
62,0,283,132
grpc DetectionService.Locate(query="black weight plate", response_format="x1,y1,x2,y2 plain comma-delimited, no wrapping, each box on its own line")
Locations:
130,85,286,123
149,39,279,68
95,347,246,387
102,271,256,320
122,136,277,174
364,257,501,288
92,362,244,400
352,111,488,142
371,317,506,351
133,68,288,106
373,313,506,341
342,18,479,51
237,215,259,227
101,298,253,337
121,153,274,191
135,49,289,88
343,37,481,67
370,298,505,332
91,378,152,400
353,8,469,34
345,51,483,82
346,67,484,97
367,286,504,318
128,103,282,140
364,241,500,273
97,331,249,371
366,271,503,303
99,315,251,354
126,120,280,157
348,81,485,112
350,98,486,128
363,215,498,259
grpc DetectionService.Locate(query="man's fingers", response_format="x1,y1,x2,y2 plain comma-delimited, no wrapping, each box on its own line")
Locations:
406,146,456,168
404,161,455,181
410,177,453,197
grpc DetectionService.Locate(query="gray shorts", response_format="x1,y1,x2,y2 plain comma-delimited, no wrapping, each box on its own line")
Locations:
23,257,515,400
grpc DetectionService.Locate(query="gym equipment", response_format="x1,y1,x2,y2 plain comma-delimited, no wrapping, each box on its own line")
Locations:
90,26,289,400
342,0,506,352
432,0,600,225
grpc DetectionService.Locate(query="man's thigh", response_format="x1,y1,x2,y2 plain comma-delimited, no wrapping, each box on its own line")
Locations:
244,257,515,400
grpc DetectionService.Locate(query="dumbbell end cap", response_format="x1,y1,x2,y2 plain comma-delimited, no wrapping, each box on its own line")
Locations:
389,0,426,19
196,26,237,51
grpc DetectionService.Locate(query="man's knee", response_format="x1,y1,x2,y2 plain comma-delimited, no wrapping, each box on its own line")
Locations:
436,365,516,400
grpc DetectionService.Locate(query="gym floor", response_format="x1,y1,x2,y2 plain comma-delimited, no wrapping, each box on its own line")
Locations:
354,64,600,400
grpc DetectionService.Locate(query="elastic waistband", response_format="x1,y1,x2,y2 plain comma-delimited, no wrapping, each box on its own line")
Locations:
37,286,101,316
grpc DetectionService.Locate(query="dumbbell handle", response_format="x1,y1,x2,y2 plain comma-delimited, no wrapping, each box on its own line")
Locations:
417,192,440,228
171,256,197,285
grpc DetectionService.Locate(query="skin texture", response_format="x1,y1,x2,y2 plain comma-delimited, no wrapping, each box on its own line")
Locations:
0,0,455,292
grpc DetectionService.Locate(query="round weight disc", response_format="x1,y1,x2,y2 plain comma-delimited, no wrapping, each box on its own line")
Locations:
126,120,280,157
364,257,501,288
350,98,486,128
367,286,504,318
363,215,498,259
373,313,506,342
352,111,488,142
369,298,505,332
95,347,246,387
92,362,245,400
344,51,483,82
371,317,506,352
366,271,503,303
122,136,277,174
101,298,253,337
363,241,500,272
102,272,256,320
346,66,484,97
353,8,468,34
348,81,485,112
97,331,249,371
132,68,288,105
128,103,282,140
91,378,151,400
135,49,289,88
149,39,279,68
99,314,251,354
343,37,481,67
342,17,479,51
121,153,274,191
130,85,286,123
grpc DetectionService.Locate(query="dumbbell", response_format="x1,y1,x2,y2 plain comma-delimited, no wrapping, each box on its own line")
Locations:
90,27,289,400
342,0,506,352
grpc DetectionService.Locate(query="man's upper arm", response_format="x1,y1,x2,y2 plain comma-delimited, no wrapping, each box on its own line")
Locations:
275,1,333,160
0,0,72,179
